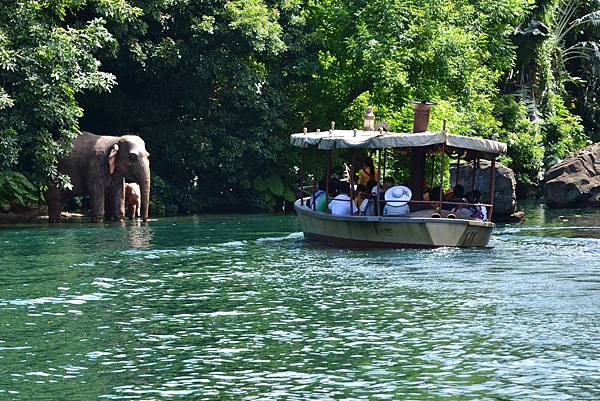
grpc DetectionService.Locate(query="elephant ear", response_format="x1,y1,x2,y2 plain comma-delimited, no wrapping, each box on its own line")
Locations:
108,144,119,175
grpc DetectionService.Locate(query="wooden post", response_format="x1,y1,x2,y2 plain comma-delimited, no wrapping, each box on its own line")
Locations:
349,162,355,215
376,149,382,216
300,148,305,206
312,149,318,211
429,152,435,188
326,151,332,213
471,157,478,191
488,157,496,221
438,145,445,213
455,152,461,187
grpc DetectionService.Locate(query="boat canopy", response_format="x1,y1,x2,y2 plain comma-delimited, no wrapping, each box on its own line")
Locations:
290,130,507,158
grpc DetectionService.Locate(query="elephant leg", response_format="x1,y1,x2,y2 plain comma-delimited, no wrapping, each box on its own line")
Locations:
46,186,65,223
104,193,113,220
89,187,106,223
109,182,125,221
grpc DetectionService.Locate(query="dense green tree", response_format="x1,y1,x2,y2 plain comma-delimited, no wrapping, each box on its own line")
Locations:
303,0,531,133
1,0,598,214
79,0,308,212
0,0,140,193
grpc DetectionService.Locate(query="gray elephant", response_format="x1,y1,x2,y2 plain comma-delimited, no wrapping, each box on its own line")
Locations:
46,131,150,222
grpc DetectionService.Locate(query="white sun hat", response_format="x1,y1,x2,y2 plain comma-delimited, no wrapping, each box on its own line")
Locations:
384,185,412,206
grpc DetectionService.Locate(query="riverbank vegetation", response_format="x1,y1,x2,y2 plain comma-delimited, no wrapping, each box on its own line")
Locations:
1,0,599,215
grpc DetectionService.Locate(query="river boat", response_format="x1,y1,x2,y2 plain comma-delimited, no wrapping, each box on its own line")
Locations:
291,103,507,248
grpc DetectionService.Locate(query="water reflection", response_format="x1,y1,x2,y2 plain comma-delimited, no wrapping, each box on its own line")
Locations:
122,220,154,249
0,209,599,400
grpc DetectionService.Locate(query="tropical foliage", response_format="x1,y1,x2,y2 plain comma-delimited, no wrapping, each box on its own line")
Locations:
0,171,38,211
0,0,140,189
1,0,599,214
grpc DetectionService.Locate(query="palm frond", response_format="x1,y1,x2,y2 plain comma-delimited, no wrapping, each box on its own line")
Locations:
555,0,579,40
559,10,600,42
563,41,600,63
514,80,542,122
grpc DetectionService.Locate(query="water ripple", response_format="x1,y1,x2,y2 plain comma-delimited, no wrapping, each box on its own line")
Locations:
0,210,599,400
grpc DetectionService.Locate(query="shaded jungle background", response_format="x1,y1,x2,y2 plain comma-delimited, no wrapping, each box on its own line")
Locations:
1,0,600,215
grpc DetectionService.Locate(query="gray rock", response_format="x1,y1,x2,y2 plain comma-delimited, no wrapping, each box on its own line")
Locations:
450,160,516,217
544,143,600,207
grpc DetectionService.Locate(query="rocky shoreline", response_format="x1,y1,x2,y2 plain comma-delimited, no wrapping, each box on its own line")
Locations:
544,142,600,208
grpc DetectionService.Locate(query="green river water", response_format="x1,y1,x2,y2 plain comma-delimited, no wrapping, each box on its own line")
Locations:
1,203,599,400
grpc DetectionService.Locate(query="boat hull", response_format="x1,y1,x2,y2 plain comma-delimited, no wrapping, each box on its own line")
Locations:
295,200,494,248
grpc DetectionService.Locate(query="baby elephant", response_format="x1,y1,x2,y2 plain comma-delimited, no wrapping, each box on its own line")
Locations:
125,183,141,219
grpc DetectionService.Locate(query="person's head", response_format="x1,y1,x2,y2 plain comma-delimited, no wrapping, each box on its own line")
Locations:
363,156,375,170
366,180,378,195
423,187,431,201
430,186,442,200
453,184,465,199
468,189,481,203
318,179,326,191
338,181,351,195
330,178,340,194
383,177,395,190
356,184,366,196
327,179,337,195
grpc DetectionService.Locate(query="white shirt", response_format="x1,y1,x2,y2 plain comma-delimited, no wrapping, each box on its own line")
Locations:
383,203,410,216
329,194,355,216
479,203,488,221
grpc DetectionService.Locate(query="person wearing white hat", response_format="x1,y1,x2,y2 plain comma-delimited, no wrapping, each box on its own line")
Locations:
383,185,412,216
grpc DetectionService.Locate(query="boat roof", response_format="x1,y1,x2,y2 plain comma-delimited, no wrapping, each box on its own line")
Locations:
290,130,507,158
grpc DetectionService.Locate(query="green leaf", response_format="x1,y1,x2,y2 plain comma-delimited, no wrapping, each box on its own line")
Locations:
266,175,284,196
12,191,24,205
283,187,296,202
253,176,267,192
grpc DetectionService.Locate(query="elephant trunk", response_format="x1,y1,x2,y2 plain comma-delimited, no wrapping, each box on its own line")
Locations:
139,166,151,222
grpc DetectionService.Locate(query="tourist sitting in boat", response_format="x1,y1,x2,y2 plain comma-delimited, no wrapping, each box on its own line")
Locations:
472,190,488,221
328,181,358,216
358,157,380,186
377,177,396,214
353,183,367,209
444,184,467,210
359,181,379,216
383,185,411,216
423,187,431,201
307,179,327,212
330,177,340,196
454,190,487,220
410,185,432,212
430,186,441,200
382,176,395,192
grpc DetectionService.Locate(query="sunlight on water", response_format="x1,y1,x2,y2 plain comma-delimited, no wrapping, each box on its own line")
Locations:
0,205,599,400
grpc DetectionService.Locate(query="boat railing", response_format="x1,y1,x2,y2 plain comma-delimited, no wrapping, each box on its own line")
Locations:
406,200,493,209
300,194,492,219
